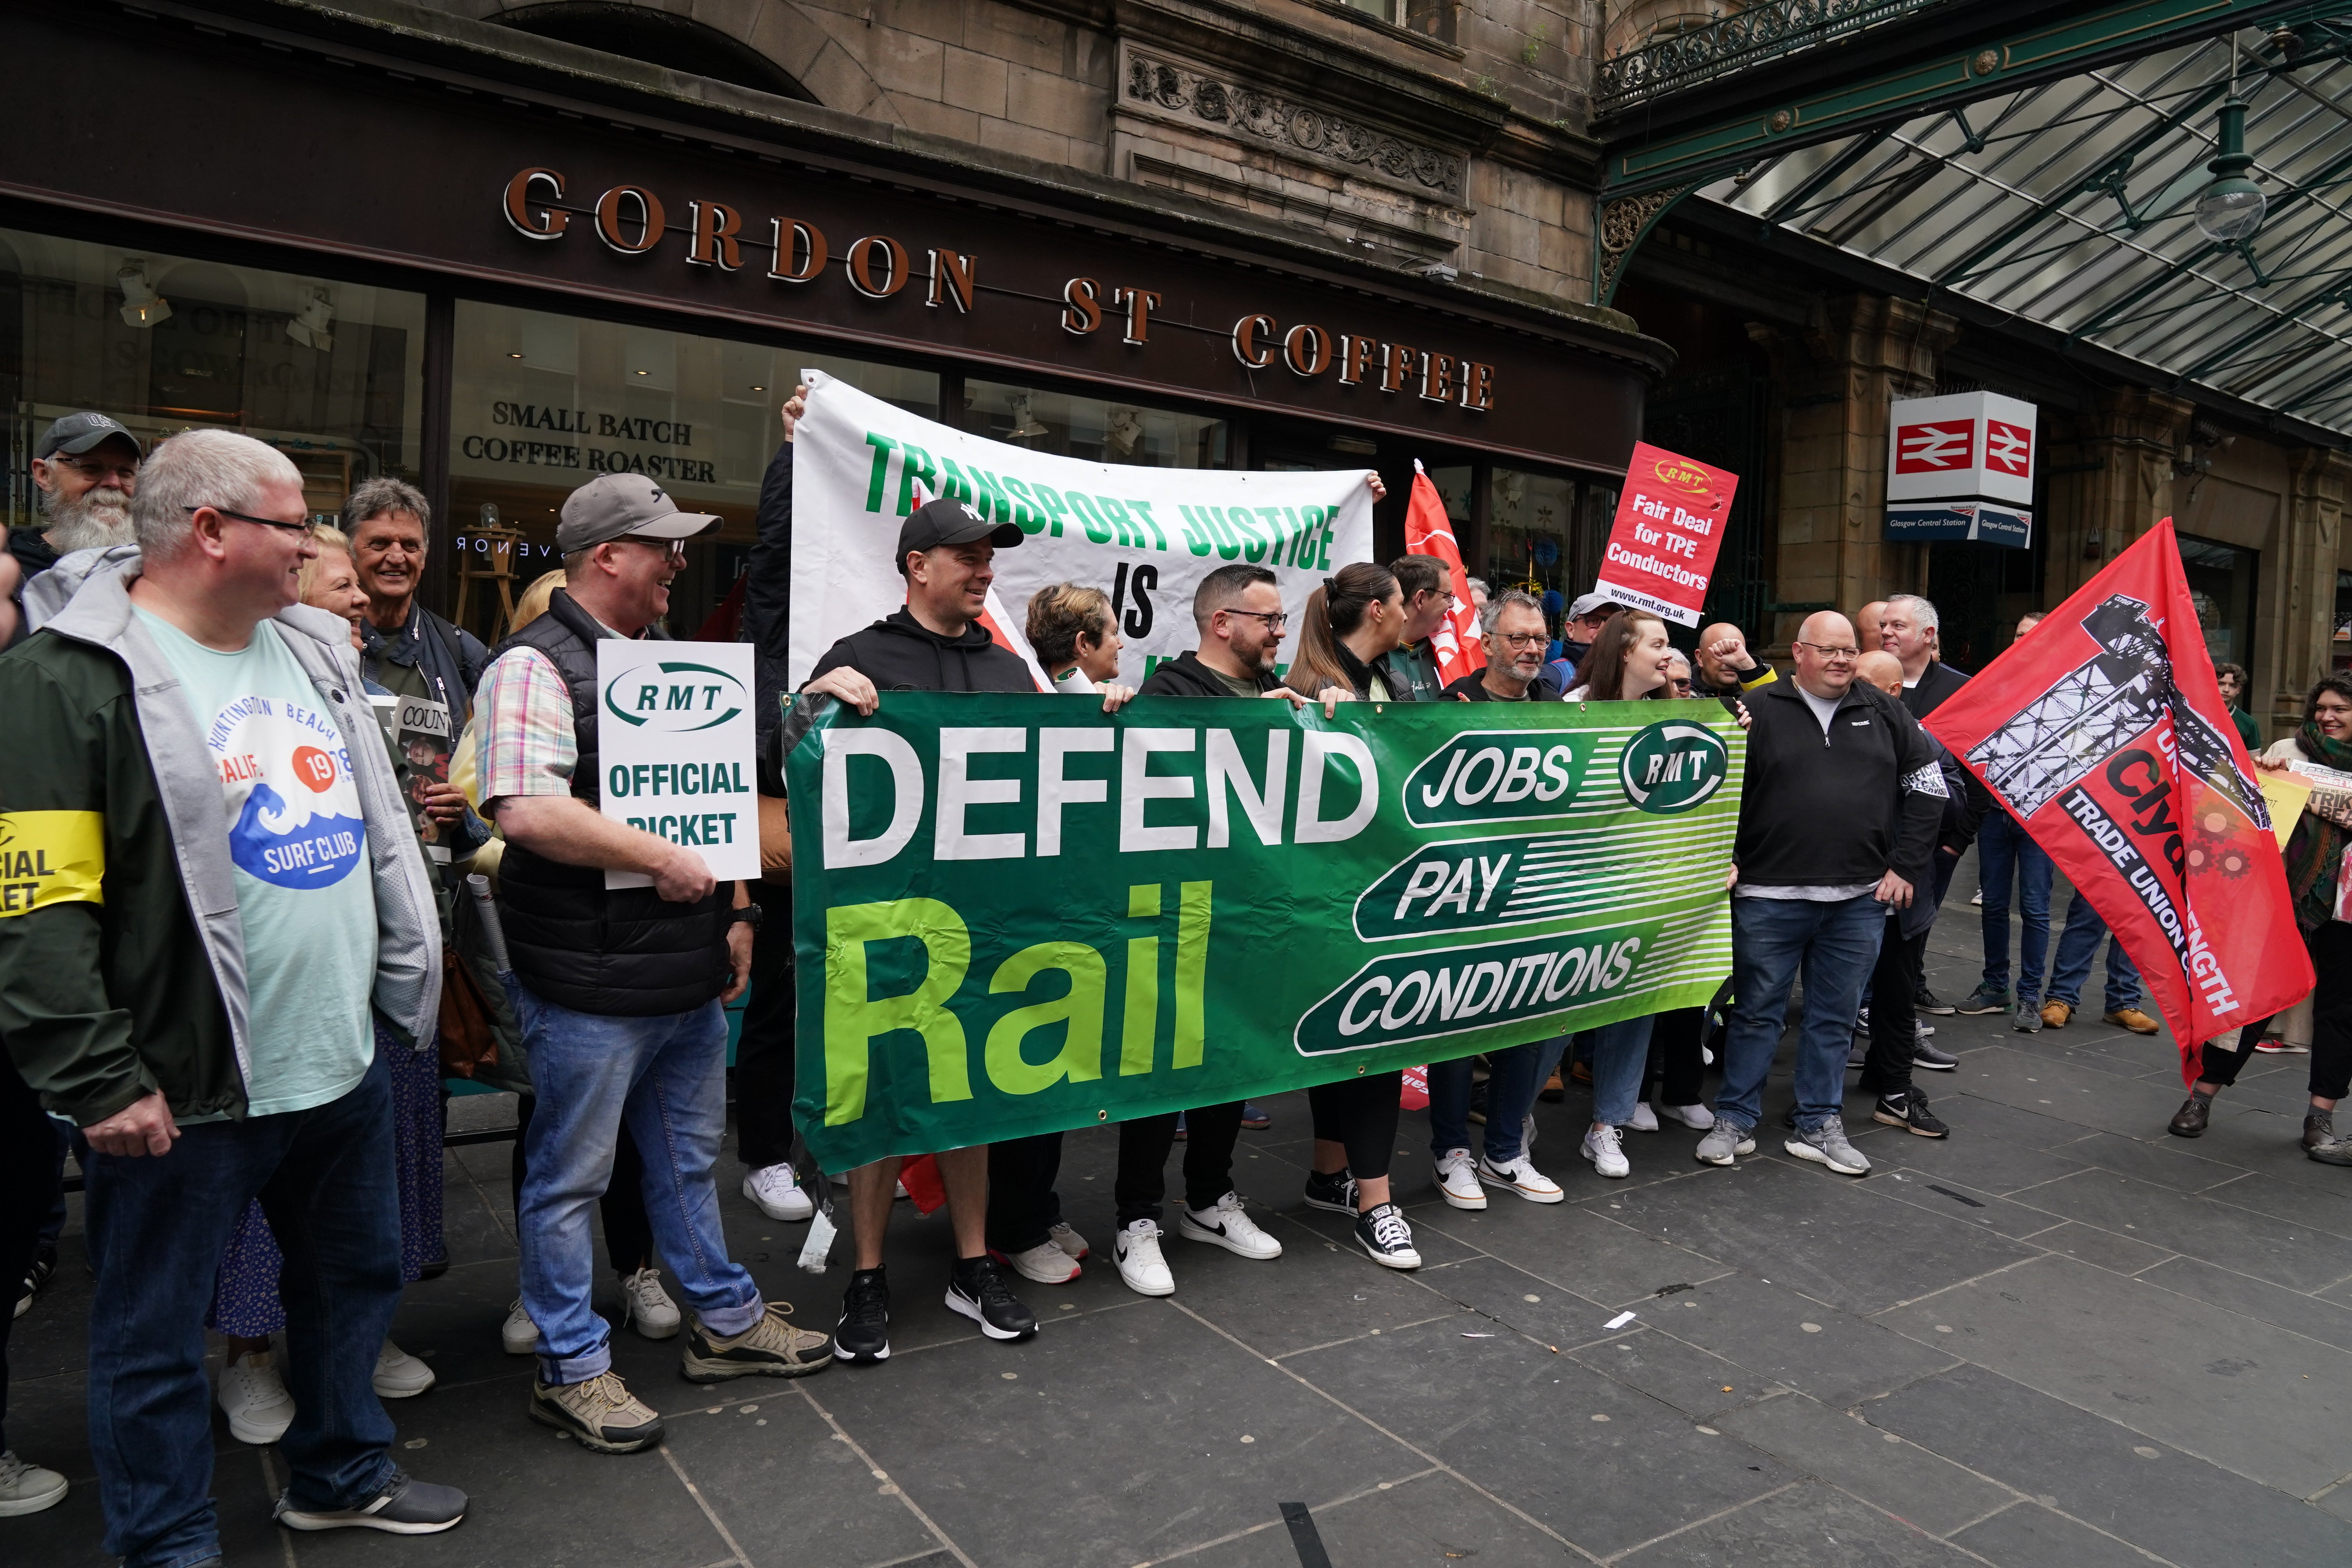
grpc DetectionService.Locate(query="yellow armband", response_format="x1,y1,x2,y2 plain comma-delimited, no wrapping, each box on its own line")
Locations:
0,811,104,915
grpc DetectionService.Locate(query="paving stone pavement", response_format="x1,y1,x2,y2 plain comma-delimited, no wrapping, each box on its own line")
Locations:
10,869,2352,1566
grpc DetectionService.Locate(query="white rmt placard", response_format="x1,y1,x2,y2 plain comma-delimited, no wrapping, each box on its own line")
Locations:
596,639,760,890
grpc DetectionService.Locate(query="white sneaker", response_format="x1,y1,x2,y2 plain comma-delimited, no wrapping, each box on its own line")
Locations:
218,1350,295,1445
621,1267,682,1340
1659,1102,1717,1130
1581,1124,1631,1180
1626,1102,1661,1132
895,1179,911,1200
0,1450,69,1516
1433,1148,1488,1210
742,1163,814,1221
1522,1112,1539,1154
1476,1152,1565,1203
502,1298,541,1356
1178,1192,1283,1259
1047,1221,1090,1261
1114,1219,1175,1296
372,1339,436,1399
1000,1241,1081,1284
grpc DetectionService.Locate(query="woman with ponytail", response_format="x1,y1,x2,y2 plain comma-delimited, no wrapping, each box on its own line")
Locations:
1284,562,1405,703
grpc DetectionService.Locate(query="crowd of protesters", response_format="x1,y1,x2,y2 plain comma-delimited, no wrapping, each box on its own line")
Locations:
2,395,2347,1566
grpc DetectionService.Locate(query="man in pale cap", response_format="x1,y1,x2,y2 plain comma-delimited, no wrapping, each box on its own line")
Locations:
475,472,833,1457
1539,590,1623,694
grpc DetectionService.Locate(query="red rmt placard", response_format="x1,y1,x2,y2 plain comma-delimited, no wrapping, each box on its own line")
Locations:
1591,443,1739,627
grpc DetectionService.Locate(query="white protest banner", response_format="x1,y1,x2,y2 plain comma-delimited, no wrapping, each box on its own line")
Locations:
788,370,1376,687
595,641,759,889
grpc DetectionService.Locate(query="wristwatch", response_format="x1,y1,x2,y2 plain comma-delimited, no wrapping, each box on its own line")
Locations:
727,903,764,931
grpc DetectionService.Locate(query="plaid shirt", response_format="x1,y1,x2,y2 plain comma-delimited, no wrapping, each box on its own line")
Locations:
475,646,577,804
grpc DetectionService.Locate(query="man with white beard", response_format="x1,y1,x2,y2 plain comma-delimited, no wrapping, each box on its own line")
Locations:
0,412,143,645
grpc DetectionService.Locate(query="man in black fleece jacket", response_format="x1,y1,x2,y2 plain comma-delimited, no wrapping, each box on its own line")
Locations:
1702,612,1947,1178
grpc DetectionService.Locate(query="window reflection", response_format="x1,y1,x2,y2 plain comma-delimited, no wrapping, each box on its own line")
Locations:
960,379,1226,468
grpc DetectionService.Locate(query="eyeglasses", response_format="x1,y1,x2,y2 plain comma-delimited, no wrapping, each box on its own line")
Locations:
615,535,688,562
53,456,139,483
1668,676,1693,691
184,505,319,538
1222,608,1289,630
1492,631,1547,648
1793,641,1861,661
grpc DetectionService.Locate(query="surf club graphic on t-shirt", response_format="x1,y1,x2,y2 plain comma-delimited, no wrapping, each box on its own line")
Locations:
207,694,367,889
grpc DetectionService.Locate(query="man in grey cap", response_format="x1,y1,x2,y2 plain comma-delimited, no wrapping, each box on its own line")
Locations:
1539,590,1623,695
0,412,144,644
474,472,834,1457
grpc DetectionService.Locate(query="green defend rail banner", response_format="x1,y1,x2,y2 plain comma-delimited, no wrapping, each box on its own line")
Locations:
788,693,1744,1172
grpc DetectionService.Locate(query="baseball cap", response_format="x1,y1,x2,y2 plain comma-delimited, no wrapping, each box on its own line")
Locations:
557,473,720,553
36,412,141,461
897,495,1022,559
1566,591,1623,622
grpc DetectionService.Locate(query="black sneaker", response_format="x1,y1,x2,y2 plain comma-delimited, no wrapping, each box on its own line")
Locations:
836,1268,892,1364
945,1258,1037,1341
13,1245,55,1320
1352,1203,1421,1269
1913,1040,1958,1071
1873,1091,1949,1138
1916,982,1954,1016
274,1469,467,1534
1303,1167,1359,1214
1846,1040,1867,1070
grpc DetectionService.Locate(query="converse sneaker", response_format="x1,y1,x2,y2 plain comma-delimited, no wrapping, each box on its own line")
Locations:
1658,1102,1716,1130
1047,1221,1090,1261
1352,1203,1421,1270
997,1241,1080,1285
273,1468,466,1534
1113,1218,1175,1296
682,1300,834,1381
218,1350,295,1445
1695,1122,1756,1166
1477,1152,1565,1203
13,1246,54,1321
1433,1148,1487,1210
1955,983,2009,1015
1786,1116,1871,1176
528,1371,663,1454
742,1163,814,1222
1582,1124,1630,1179
502,1298,540,1356
0,1450,68,1516
945,1258,1038,1341
1302,1167,1359,1214
1873,1091,1949,1138
1626,1101,1661,1132
620,1267,681,1340
1179,1192,1283,1259
371,1340,436,1399
835,1268,891,1364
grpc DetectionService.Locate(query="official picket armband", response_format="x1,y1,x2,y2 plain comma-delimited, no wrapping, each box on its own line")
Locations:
0,811,105,915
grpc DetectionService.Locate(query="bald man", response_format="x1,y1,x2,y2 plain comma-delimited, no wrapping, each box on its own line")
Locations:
1856,601,1889,653
1709,612,1949,1174
1693,621,1778,705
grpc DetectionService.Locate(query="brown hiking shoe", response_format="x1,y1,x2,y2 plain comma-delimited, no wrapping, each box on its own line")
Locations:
530,1372,663,1454
682,1301,835,1383
2104,1007,2160,1036
2040,1001,2073,1029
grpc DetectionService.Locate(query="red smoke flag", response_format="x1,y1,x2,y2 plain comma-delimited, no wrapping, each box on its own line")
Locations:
1404,459,1485,685
1926,521,2312,1083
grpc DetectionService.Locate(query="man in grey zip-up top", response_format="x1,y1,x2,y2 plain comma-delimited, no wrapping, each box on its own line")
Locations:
0,431,461,1564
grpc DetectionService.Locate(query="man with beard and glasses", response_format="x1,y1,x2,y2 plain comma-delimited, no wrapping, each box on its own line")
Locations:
1,412,143,646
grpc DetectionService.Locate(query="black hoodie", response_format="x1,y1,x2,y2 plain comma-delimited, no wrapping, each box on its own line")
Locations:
1137,649,1284,699
807,607,1036,695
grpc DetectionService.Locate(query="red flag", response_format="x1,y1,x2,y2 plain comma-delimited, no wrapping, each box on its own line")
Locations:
1926,521,2311,1083
1404,460,1485,686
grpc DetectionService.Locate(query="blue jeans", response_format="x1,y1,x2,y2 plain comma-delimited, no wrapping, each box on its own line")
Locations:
1428,1041,1546,1164
1588,1014,1656,1127
512,984,761,1385
1720,894,1886,1134
85,1047,401,1568
2044,897,2142,1014
1977,813,2054,999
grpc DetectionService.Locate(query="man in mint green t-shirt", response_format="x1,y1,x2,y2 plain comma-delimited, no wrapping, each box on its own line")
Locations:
0,428,464,1564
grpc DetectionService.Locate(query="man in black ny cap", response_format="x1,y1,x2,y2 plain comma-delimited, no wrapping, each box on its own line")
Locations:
477,472,835,1457
1,412,143,645
797,495,1129,1365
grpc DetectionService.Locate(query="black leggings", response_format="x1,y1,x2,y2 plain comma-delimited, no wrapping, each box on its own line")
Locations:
1645,1007,1709,1107
1308,1071,1402,1181
2197,922,2352,1101
1116,1102,1245,1225
733,878,797,1171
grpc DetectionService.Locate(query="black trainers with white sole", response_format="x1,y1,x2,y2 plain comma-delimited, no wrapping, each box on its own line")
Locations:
835,1268,892,1365
945,1258,1038,1341
1352,1203,1421,1269
274,1470,466,1534
1301,1167,1359,1215
1873,1091,1950,1138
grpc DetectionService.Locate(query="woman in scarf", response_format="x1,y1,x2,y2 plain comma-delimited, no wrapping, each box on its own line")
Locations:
2167,674,2352,1164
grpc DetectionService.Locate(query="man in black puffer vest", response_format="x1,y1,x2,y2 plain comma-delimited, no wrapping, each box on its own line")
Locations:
478,473,832,1457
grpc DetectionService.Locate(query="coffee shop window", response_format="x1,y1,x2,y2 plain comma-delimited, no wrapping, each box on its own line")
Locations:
959,380,1227,468
0,227,424,528
2176,533,2256,667
448,299,938,643
1485,468,1585,627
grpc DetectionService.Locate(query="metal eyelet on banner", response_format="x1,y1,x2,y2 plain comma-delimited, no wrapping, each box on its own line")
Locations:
1356,1063,1367,1075
1097,1109,1108,1121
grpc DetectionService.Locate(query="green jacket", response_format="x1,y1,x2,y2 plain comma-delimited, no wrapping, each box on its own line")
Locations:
0,553,441,1127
